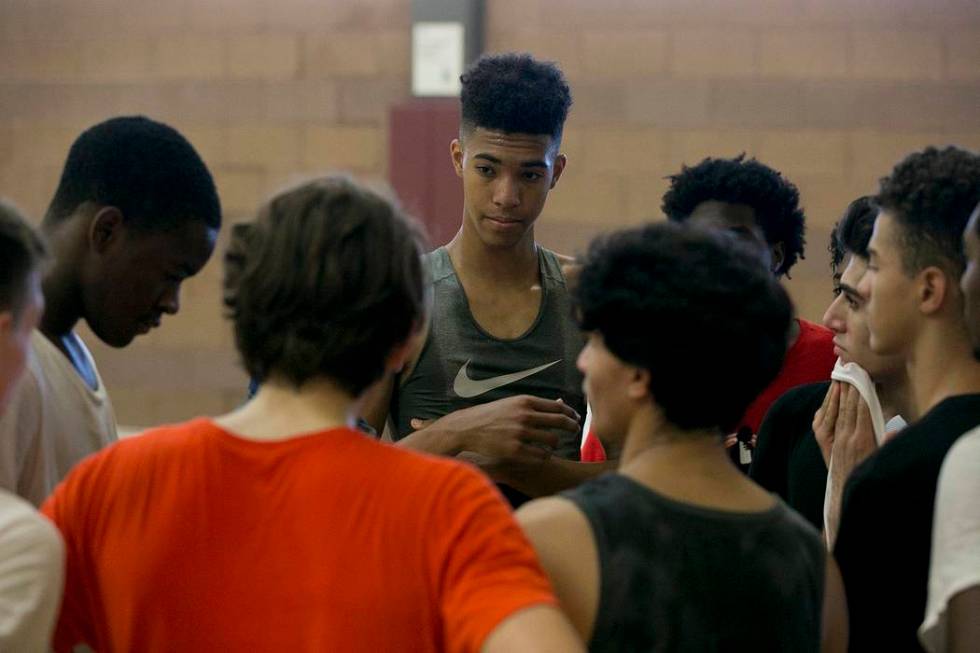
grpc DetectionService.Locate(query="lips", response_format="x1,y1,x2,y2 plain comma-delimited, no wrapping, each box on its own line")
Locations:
484,215,522,226
137,316,162,334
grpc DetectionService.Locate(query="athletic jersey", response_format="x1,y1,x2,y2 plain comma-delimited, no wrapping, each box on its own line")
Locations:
564,474,825,653
391,246,586,460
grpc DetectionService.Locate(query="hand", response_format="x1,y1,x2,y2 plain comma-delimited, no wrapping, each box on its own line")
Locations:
822,383,878,547
410,395,580,467
812,381,842,466
830,383,877,474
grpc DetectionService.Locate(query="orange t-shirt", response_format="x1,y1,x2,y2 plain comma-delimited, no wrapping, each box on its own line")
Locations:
42,418,556,653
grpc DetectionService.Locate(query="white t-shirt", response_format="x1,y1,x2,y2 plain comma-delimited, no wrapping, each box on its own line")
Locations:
0,331,117,506
0,488,63,651
920,426,980,652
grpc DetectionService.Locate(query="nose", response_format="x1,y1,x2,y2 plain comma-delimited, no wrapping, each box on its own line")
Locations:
492,176,520,209
159,284,181,315
822,295,845,334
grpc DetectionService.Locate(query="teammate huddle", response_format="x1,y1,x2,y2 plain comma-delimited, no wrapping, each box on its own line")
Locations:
0,52,977,652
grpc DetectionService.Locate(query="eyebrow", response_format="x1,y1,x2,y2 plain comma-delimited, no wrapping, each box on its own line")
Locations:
473,153,547,168
838,282,862,300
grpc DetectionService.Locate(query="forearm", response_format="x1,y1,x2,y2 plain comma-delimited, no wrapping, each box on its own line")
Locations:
504,458,617,497
394,424,464,456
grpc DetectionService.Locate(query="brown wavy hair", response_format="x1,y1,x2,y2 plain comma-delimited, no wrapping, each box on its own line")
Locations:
223,176,427,396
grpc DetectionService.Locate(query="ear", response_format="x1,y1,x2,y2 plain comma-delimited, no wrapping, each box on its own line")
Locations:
626,366,651,401
88,206,125,254
550,153,567,189
918,266,952,316
450,139,464,179
769,242,786,274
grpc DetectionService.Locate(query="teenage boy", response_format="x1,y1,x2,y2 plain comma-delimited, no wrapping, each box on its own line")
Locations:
0,201,63,651
0,116,221,505
751,196,911,534
42,176,583,652
835,146,980,652
662,155,835,469
517,223,846,652
368,53,611,505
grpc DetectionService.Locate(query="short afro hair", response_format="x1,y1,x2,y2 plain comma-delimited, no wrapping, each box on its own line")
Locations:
829,195,878,276
460,52,572,142
662,154,806,276
224,176,427,397
0,200,47,318
45,116,221,232
575,223,792,433
877,146,980,278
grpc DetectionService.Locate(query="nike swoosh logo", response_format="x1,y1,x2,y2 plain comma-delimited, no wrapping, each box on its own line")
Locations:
453,360,561,398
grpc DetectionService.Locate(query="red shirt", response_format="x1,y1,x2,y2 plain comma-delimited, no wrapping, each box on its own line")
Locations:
738,319,836,434
42,419,556,653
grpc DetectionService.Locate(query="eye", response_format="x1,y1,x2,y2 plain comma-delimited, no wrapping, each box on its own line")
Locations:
832,285,843,297
845,295,860,310
475,165,494,177
522,171,544,182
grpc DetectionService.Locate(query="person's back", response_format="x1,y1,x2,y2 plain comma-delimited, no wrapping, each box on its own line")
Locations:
42,417,554,652
517,224,846,652
563,474,823,652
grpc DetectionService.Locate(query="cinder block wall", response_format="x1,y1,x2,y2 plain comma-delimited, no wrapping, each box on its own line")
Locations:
1,0,978,426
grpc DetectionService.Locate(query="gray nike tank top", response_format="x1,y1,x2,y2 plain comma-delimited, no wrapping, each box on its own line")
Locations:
391,246,586,461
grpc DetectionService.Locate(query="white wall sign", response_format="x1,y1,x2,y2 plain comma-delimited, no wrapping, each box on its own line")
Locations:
412,21,464,97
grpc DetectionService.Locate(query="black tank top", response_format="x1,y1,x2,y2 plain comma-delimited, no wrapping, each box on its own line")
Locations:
563,474,825,653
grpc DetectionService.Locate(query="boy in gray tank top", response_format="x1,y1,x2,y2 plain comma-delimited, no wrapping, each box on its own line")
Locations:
517,223,848,652
364,53,616,504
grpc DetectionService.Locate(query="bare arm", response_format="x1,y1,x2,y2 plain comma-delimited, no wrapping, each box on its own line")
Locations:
948,586,980,653
500,457,617,497
821,554,848,653
482,604,585,653
516,497,599,642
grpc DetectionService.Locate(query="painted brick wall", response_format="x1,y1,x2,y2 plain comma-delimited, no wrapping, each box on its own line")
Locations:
1,0,978,426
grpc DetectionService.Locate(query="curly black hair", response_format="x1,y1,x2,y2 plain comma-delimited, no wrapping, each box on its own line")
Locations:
460,52,572,141
877,146,980,278
661,154,806,276
829,195,878,276
45,116,221,232
575,223,792,433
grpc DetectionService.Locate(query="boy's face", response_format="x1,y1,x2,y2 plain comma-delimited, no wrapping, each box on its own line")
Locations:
0,271,43,411
823,254,905,379
576,332,640,444
686,201,784,275
451,128,565,250
82,215,217,347
858,211,920,356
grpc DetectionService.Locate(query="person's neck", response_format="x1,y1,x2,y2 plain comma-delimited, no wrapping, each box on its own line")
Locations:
907,321,980,416
446,225,539,289
617,408,733,482
214,377,359,442
38,223,83,341
875,369,916,423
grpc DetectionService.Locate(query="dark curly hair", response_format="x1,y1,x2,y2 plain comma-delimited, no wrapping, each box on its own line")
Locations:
0,200,47,318
877,146,980,278
829,195,878,276
661,154,806,276
460,52,572,141
224,176,427,396
575,223,792,433
45,116,221,232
